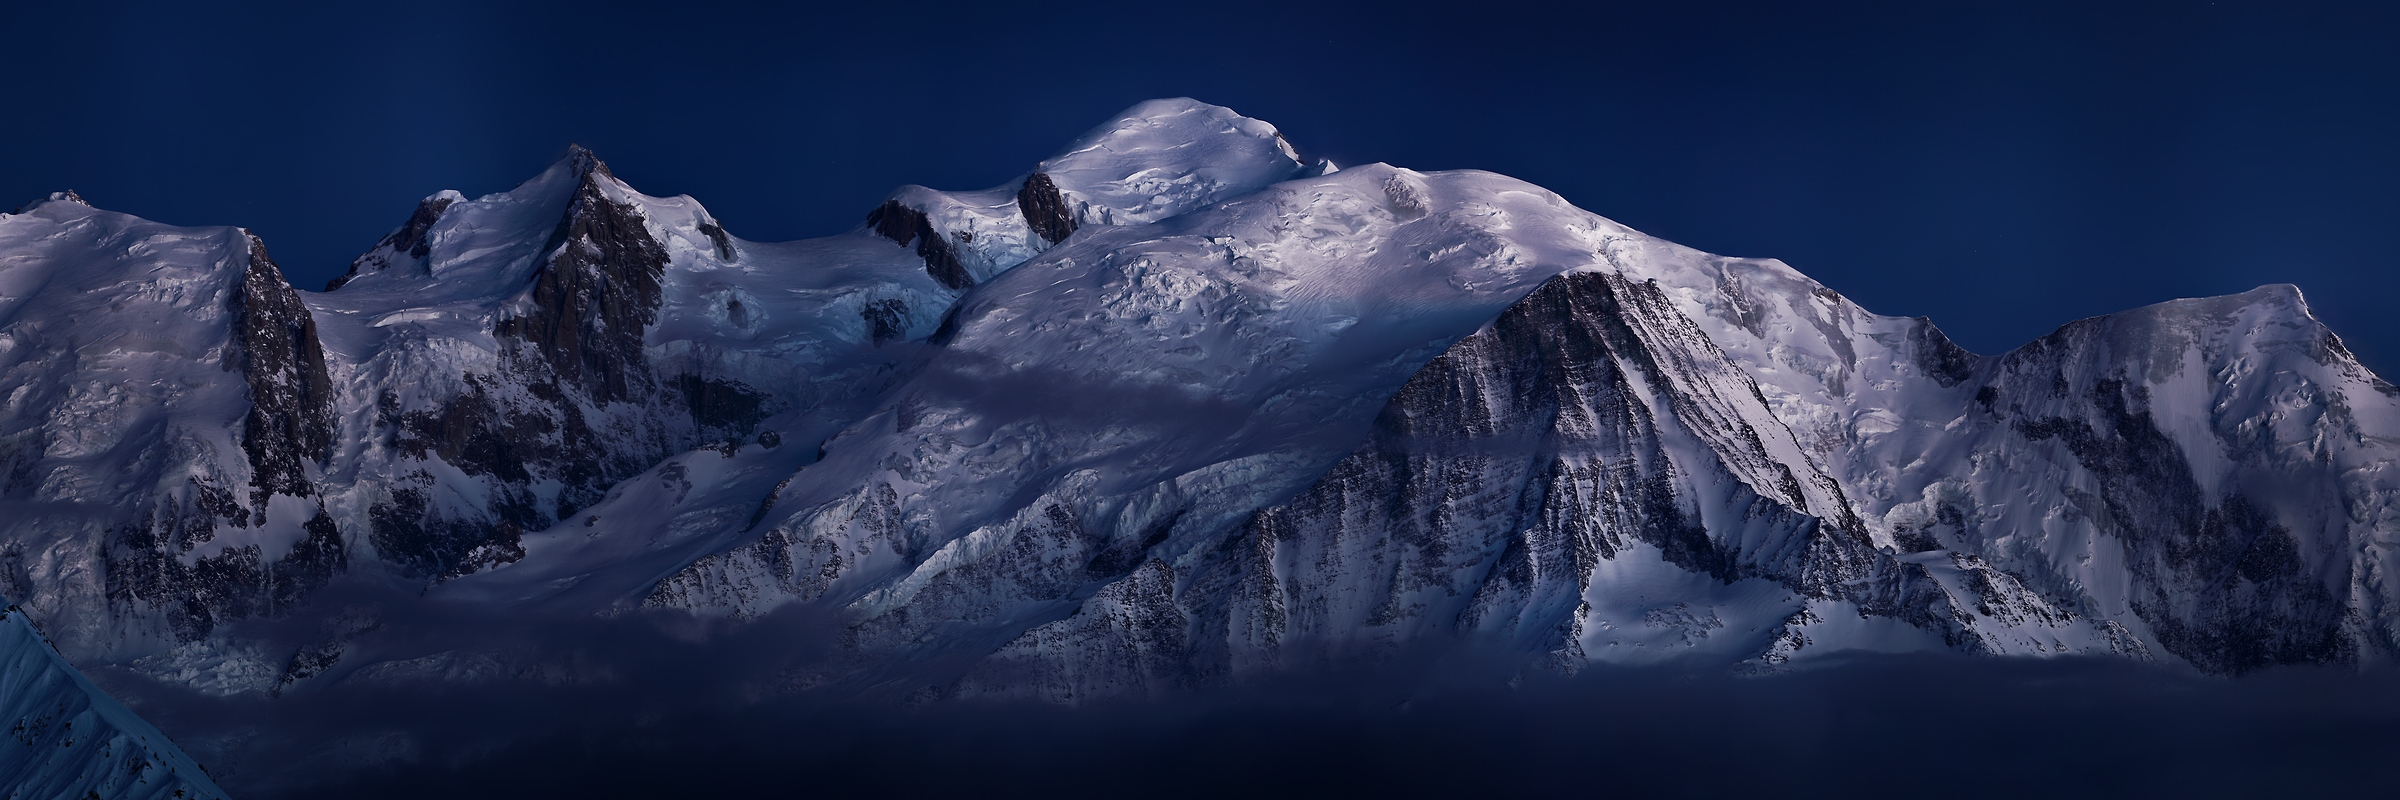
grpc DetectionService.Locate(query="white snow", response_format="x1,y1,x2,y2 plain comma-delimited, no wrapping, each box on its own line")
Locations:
0,605,227,799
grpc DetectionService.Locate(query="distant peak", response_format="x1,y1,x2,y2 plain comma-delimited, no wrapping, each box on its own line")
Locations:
1048,99,1299,166
2244,282,2307,306
8,190,89,214
1107,97,1278,132
1023,98,1307,228
1114,96,1228,120
496,145,621,200
2166,283,2314,321
2033,282,2330,357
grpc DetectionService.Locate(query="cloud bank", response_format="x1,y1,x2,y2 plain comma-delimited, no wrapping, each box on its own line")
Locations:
90,586,2400,799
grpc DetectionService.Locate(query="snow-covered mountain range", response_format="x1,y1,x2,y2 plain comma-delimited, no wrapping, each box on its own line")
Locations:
2,97,2395,726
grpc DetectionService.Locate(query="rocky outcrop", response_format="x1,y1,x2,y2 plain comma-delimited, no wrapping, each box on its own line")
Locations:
325,192,456,290
696,214,736,261
105,499,346,643
1908,317,1979,387
232,233,336,506
861,298,911,346
1994,353,2355,672
958,560,1188,700
1016,172,1077,245
495,149,670,404
379,381,556,579
865,200,973,291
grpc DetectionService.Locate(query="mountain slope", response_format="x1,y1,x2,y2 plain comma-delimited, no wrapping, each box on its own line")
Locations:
0,99,1313,677
958,269,2149,700
0,193,343,665
1586,236,2400,673
618,165,1615,644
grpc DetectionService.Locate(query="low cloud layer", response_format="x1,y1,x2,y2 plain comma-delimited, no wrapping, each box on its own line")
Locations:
90,586,2400,800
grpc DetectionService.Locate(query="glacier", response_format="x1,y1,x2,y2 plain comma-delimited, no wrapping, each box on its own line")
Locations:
1,95,2396,783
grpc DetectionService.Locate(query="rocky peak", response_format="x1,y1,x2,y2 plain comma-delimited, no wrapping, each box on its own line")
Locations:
232,231,337,507
494,146,671,404
564,143,611,182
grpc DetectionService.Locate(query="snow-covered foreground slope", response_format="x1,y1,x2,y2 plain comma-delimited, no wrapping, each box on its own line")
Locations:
1,97,2395,724
0,604,226,799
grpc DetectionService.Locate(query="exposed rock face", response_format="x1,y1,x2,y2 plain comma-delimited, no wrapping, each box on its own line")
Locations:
1964,291,2373,674
0,201,355,657
325,193,456,291
1910,316,1978,387
108,233,349,644
1016,172,1077,245
866,200,973,291
495,151,670,403
696,214,736,262
1691,269,2397,676
7,190,88,214
365,150,765,581
956,271,2175,700
2009,384,2349,671
379,380,553,579
1223,270,1871,626
232,233,336,505
106,502,347,643
677,374,770,431
959,559,1186,699
961,272,1882,695
861,298,910,346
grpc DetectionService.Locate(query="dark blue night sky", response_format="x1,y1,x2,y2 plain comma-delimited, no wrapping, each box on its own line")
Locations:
6,1,2394,370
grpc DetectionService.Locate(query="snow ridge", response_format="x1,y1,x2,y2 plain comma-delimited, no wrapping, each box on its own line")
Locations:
0,605,227,799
